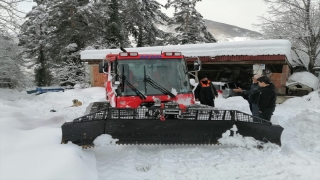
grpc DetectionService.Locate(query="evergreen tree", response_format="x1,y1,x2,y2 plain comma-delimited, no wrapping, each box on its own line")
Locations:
34,45,52,86
56,43,89,87
44,0,93,87
166,0,217,44
19,1,53,86
106,0,125,47
122,0,170,47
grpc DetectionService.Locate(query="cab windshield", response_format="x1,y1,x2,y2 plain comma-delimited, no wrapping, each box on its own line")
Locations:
117,59,191,96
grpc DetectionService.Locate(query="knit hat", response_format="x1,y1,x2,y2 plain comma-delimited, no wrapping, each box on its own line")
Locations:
257,76,271,84
253,74,261,79
198,74,207,80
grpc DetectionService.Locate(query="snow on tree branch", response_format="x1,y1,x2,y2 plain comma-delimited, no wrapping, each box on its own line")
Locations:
0,0,25,34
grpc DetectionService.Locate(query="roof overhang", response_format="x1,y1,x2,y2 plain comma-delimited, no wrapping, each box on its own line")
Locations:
81,39,292,62
185,55,288,65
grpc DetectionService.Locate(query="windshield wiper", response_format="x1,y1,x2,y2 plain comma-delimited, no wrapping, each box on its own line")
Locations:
144,75,176,98
120,75,146,100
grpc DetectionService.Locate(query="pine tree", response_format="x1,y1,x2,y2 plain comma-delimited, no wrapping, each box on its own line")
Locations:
19,1,53,87
34,45,52,87
166,0,217,44
44,0,93,87
106,0,125,48
122,0,170,47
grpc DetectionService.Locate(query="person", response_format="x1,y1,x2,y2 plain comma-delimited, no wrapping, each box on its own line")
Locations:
194,75,218,107
233,74,261,118
256,76,277,121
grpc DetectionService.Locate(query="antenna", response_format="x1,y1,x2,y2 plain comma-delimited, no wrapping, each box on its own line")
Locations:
120,47,127,52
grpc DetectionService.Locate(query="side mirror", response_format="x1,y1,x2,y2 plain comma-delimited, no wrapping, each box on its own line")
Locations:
99,62,108,73
194,59,201,71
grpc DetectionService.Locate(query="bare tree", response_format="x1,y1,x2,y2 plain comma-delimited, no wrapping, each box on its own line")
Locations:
0,29,28,89
258,0,320,73
0,0,24,33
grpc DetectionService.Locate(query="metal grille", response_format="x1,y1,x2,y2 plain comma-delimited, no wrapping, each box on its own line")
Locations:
74,109,107,122
73,107,271,124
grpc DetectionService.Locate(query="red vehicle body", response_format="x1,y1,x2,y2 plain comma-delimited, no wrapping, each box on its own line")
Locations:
100,51,197,109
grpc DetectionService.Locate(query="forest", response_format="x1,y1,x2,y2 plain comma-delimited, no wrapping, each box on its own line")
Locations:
0,0,319,89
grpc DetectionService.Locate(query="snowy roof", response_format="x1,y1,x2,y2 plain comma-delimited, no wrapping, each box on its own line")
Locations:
80,39,292,62
287,71,320,90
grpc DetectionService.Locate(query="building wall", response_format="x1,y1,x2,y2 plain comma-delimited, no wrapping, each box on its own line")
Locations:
270,65,290,94
90,65,106,87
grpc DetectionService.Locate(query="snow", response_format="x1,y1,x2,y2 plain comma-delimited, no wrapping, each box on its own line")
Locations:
80,39,292,63
66,43,78,52
287,71,320,90
1,87,320,180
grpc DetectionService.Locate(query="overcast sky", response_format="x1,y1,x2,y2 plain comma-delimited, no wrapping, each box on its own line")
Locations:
18,0,268,32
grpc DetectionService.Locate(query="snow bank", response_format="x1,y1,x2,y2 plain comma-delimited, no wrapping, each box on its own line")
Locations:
287,71,320,90
94,134,119,147
1,87,320,180
0,88,107,180
218,125,261,148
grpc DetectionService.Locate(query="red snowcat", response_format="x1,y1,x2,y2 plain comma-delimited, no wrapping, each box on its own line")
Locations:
61,49,283,147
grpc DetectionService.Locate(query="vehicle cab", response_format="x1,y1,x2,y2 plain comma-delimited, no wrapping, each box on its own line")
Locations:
99,52,201,108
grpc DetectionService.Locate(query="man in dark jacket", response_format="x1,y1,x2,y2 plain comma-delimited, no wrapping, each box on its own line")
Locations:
257,76,277,121
195,75,218,107
233,74,261,118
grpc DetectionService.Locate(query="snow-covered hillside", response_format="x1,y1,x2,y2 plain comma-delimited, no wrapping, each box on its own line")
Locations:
1,88,320,180
204,19,263,42
157,19,263,42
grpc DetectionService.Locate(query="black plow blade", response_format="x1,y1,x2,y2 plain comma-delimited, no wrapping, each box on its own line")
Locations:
235,121,283,145
61,108,283,146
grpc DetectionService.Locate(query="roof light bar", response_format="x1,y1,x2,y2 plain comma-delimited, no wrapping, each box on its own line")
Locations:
129,52,138,56
163,52,182,56
119,52,128,56
119,52,139,57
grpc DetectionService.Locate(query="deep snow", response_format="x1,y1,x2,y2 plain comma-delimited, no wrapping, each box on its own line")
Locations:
1,87,320,180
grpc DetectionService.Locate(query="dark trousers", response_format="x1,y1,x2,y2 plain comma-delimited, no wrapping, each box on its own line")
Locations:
259,107,275,121
201,98,214,107
252,103,260,122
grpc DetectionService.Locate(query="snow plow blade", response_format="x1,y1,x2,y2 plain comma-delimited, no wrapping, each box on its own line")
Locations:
61,108,283,146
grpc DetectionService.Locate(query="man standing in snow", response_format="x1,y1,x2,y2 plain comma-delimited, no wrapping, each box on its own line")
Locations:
233,74,262,119
257,76,277,121
195,75,218,107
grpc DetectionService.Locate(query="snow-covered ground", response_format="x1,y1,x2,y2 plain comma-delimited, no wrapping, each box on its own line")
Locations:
1,87,320,180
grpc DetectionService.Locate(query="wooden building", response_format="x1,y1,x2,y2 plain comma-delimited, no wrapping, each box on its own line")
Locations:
185,55,291,94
